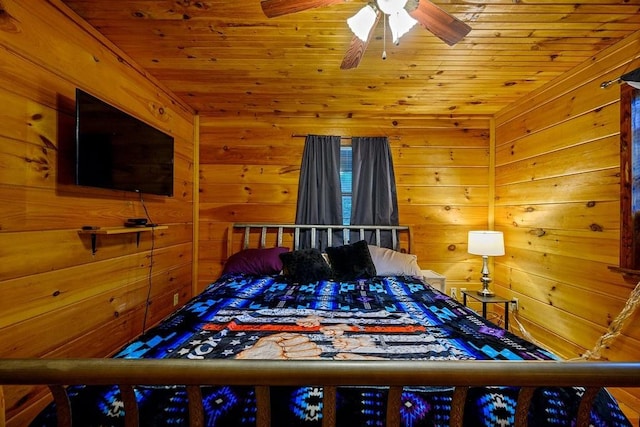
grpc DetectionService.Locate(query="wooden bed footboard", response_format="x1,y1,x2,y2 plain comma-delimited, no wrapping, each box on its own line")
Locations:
1,359,639,427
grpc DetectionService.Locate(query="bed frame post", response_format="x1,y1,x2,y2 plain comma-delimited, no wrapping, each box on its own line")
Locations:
449,386,468,427
322,386,337,427
119,385,140,427
277,227,284,247
260,227,267,248
577,387,600,426
515,387,535,426
226,224,235,260
255,386,271,427
187,385,205,427
385,386,402,427
0,385,5,427
243,227,251,249
294,228,301,250
49,385,72,427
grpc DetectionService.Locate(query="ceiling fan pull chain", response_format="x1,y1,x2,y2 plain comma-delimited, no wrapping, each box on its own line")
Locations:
382,13,387,60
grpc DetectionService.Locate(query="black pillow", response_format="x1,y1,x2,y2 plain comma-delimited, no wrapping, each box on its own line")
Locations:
279,248,332,283
325,240,377,281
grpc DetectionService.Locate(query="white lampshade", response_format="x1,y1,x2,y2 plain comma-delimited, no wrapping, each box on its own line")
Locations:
347,4,378,42
388,8,417,44
468,231,505,256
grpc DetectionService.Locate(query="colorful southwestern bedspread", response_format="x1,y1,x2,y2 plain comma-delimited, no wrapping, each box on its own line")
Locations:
31,274,631,426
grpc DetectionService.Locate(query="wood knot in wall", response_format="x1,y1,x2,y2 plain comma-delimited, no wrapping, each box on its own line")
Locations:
590,223,604,232
529,228,546,237
0,5,20,33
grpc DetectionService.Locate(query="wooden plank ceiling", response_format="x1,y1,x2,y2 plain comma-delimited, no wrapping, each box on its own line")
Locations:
57,0,640,116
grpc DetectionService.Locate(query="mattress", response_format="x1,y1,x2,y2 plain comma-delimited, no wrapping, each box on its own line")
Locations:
30,273,631,426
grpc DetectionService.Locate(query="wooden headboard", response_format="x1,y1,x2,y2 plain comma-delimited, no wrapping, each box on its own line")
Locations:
227,223,412,259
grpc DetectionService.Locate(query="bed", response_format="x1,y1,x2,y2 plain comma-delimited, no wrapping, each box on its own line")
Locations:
1,223,638,427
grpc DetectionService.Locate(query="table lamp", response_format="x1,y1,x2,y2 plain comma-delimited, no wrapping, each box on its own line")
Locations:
468,230,505,296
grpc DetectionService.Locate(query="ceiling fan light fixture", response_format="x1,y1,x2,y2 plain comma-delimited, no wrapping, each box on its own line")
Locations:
377,0,407,14
347,4,378,42
337,0,470,69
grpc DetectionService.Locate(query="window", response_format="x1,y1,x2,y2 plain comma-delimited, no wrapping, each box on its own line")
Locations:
295,135,397,236
339,145,352,225
619,84,640,272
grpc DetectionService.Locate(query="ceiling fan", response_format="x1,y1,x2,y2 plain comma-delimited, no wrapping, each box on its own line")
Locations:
260,0,471,69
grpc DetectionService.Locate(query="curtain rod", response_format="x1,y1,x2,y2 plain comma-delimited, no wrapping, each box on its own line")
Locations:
291,134,400,140
600,67,640,89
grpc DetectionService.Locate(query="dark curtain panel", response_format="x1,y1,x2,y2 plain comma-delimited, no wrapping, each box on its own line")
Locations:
350,136,399,246
295,134,343,249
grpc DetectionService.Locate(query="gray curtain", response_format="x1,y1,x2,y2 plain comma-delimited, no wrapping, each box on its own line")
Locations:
295,135,343,249
350,136,399,245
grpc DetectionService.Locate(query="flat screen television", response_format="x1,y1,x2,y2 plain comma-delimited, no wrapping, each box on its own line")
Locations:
75,88,174,197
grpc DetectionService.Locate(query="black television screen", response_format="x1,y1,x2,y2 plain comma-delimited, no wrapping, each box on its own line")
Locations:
75,88,174,197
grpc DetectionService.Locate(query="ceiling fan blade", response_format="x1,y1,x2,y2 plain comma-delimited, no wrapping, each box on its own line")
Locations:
261,0,346,18
340,36,370,70
340,11,382,70
408,0,471,46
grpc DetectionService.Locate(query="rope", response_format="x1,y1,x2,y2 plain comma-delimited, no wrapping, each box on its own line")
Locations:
508,281,640,360
580,280,640,360
512,312,543,348
490,306,547,349
486,312,502,326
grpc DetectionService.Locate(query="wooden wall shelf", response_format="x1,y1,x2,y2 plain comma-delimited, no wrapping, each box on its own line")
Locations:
79,226,168,254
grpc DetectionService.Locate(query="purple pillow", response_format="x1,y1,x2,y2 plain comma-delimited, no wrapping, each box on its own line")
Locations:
222,247,290,276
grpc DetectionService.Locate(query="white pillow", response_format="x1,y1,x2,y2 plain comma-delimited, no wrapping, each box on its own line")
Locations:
367,245,422,276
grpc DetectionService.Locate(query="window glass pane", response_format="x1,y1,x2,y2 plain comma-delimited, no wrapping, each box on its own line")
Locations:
632,93,640,213
340,146,352,193
340,146,352,225
630,90,640,268
342,195,351,226
622,86,640,270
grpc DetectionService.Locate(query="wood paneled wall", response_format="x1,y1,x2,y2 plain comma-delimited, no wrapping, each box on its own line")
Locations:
2,0,639,424
0,1,196,424
198,115,492,292
493,30,640,403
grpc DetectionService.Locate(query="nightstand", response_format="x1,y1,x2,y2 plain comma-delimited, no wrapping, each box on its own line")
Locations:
421,270,446,293
461,289,512,330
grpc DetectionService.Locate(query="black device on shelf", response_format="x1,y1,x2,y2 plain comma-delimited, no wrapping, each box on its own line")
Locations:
127,218,148,224
74,88,175,197
124,218,148,227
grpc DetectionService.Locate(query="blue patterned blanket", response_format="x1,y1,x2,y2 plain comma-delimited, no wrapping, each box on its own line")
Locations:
31,274,631,426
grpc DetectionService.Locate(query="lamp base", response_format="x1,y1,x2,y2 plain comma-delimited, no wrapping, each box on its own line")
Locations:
477,288,495,297
477,256,495,296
